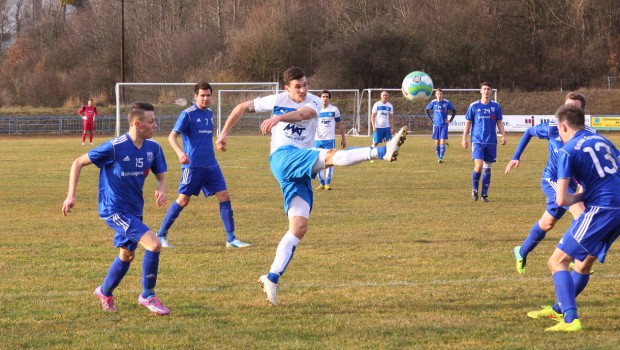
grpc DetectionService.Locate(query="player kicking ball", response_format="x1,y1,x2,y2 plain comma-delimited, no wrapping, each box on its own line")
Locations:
216,66,407,306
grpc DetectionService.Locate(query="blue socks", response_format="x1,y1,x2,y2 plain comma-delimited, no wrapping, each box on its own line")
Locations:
520,223,547,259
141,250,160,298
267,272,280,284
101,256,130,296
158,201,183,237
481,168,491,195
552,270,578,322
439,145,445,159
220,201,236,242
472,171,481,192
377,146,387,159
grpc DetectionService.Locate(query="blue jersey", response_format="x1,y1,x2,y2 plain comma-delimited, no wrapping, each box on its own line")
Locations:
465,100,503,144
172,104,218,169
558,129,620,208
425,99,456,126
512,122,563,179
88,133,167,218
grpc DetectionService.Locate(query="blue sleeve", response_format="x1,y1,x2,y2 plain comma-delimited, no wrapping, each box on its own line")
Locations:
511,127,538,160
465,104,474,121
172,111,189,134
87,141,114,168
151,144,167,175
557,150,572,180
496,103,503,120
425,101,433,120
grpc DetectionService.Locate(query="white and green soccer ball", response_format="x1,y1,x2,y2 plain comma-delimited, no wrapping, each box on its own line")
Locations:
401,71,434,101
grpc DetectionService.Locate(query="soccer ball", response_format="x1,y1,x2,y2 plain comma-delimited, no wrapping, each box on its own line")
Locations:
401,71,434,101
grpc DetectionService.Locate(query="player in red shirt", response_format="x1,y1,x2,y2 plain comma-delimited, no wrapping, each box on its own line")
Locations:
78,99,98,145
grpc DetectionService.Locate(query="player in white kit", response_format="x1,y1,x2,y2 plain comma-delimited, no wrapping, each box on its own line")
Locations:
216,66,407,306
314,90,347,190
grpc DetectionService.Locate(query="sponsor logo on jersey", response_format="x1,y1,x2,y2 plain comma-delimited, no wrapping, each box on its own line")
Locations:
199,130,212,134
123,156,130,162
283,123,305,136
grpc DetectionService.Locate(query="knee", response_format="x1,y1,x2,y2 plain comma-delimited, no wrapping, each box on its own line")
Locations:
217,191,231,202
290,221,308,238
539,220,555,232
119,250,136,263
177,196,191,207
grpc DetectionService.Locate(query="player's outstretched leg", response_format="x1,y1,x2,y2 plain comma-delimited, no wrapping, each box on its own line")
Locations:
383,126,408,162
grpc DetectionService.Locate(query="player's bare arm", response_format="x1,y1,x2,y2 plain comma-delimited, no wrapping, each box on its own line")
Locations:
338,121,347,148
505,159,520,173
62,153,92,216
154,172,167,208
556,178,584,207
168,131,189,164
462,121,471,148
498,120,507,145
216,100,255,151
261,106,317,135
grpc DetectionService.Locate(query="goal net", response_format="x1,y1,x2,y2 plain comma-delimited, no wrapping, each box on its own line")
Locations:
114,82,279,137
358,88,498,136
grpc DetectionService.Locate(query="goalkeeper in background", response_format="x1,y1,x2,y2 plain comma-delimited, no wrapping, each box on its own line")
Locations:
78,98,97,145
425,89,456,163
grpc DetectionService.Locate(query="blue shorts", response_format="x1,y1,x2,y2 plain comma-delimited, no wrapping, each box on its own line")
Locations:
432,125,448,140
269,145,320,215
314,139,335,150
558,207,620,263
373,127,392,144
178,166,227,197
471,143,497,163
541,178,577,219
103,212,150,251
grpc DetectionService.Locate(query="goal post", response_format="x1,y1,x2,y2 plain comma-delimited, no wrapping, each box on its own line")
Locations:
114,82,279,137
359,88,498,136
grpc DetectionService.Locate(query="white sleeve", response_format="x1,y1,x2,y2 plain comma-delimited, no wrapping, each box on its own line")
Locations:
389,103,394,115
371,102,378,113
253,94,277,113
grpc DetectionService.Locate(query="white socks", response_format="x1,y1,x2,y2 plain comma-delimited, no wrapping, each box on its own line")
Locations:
332,147,377,166
269,231,301,276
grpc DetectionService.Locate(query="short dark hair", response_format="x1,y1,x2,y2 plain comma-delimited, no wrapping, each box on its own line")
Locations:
480,82,492,89
283,66,306,85
320,90,331,98
195,81,212,94
128,102,155,123
555,104,585,128
435,88,443,93
565,92,587,111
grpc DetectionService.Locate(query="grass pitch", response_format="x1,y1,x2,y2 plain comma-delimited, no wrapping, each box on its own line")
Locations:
1,134,619,349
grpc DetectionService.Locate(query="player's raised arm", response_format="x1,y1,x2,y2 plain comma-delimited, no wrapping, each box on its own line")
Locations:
216,100,255,151
62,153,92,216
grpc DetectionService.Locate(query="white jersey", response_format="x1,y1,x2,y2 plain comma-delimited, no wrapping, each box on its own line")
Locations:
254,91,322,154
315,104,341,141
372,101,393,128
